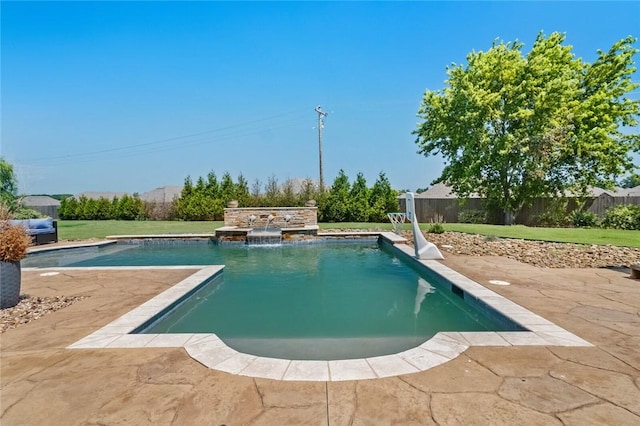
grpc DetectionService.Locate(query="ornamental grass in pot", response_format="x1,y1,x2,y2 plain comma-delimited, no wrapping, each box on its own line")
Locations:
0,212,32,309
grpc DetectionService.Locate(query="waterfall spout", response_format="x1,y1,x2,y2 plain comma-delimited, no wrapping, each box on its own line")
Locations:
264,214,275,231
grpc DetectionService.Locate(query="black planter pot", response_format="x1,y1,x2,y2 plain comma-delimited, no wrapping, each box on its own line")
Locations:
0,260,21,309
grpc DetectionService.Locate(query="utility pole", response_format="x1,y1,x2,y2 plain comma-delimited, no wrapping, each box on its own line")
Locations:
315,105,328,192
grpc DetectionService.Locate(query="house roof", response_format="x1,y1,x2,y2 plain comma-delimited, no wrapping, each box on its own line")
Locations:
140,186,183,202
415,183,454,199
401,183,481,199
77,191,130,200
624,185,640,196
21,195,61,207
399,184,635,199
588,187,613,197
566,186,631,197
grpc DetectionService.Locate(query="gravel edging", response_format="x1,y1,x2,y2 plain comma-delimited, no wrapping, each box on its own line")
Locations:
0,295,88,334
405,231,640,269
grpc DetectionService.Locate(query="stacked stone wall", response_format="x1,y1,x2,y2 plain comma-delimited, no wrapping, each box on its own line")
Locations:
224,207,317,228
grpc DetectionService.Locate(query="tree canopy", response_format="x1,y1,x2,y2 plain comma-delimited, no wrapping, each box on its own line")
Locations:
320,170,398,222
620,174,640,188
414,32,640,223
0,157,19,210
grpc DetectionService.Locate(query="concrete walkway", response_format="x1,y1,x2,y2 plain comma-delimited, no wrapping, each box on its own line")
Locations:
1,252,639,425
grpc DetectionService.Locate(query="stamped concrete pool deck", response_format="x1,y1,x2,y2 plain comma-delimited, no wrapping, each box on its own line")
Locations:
2,240,639,424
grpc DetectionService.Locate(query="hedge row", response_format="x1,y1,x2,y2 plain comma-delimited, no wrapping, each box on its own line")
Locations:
58,194,145,220
58,170,400,223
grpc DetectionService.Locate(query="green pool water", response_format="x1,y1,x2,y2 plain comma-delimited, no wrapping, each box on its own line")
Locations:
25,240,515,360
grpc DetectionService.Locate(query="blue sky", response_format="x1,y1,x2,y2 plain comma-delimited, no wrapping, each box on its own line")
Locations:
2,1,639,195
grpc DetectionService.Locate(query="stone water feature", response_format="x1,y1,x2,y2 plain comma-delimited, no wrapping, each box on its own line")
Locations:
215,206,319,244
246,214,280,245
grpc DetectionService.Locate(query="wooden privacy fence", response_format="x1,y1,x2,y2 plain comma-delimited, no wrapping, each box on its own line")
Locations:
585,195,640,215
399,195,640,225
27,205,59,219
399,198,484,224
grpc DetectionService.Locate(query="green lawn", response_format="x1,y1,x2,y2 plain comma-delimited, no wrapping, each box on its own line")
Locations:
56,220,640,248
57,220,224,240
442,223,640,248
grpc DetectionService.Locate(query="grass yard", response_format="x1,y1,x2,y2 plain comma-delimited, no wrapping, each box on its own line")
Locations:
442,223,640,248
56,220,640,248
57,220,224,240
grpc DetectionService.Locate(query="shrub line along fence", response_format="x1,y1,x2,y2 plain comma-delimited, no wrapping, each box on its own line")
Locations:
43,193,640,226
399,195,640,226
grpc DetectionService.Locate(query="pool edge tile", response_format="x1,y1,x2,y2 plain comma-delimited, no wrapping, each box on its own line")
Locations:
67,334,121,349
283,360,330,381
214,353,258,374
145,333,196,347
239,357,291,380
497,331,552,346
419,334,469,359
398,347,451,371
459,331,512,346
188,346,239,368
328,359,377,381
106,333,158,348
365,354,420,378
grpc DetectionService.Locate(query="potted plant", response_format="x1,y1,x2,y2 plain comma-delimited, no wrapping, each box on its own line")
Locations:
0,218,31,308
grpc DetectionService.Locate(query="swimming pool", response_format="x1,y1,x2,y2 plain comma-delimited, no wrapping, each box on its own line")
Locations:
38,233,591,381
26,238,521,360
139,241,519,359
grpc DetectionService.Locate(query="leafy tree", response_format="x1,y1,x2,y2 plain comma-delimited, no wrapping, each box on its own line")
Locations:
414,32,640,224
176,192,216,220
0,157,19,210
174,171,227,220
322,170,351,222
601,204,640,230
80,197,97,220
264,175,280,206
205,171,220,199
115,194,144,220
58,196,79,219
94,197,112,220
235,173,250,206
249,178,263,206
369,172,398,222
279,179,297,207
349,172,370,222
298,178,318,205
620,174,640,188
10,207,43,219
181,176,194,198
220,171,235,203
195,176,206,194
173,169,407,223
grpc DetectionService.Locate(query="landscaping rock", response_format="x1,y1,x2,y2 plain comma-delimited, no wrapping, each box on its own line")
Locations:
0,295,88,333
404,231,640,269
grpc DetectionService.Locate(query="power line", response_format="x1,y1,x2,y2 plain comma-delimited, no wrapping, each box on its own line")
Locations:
22,109,308,164
31,117,310,167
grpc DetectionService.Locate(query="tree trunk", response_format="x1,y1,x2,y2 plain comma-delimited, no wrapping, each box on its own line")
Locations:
504,210,515,225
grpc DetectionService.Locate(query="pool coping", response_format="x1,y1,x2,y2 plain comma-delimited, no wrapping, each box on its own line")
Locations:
25,233,592,382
